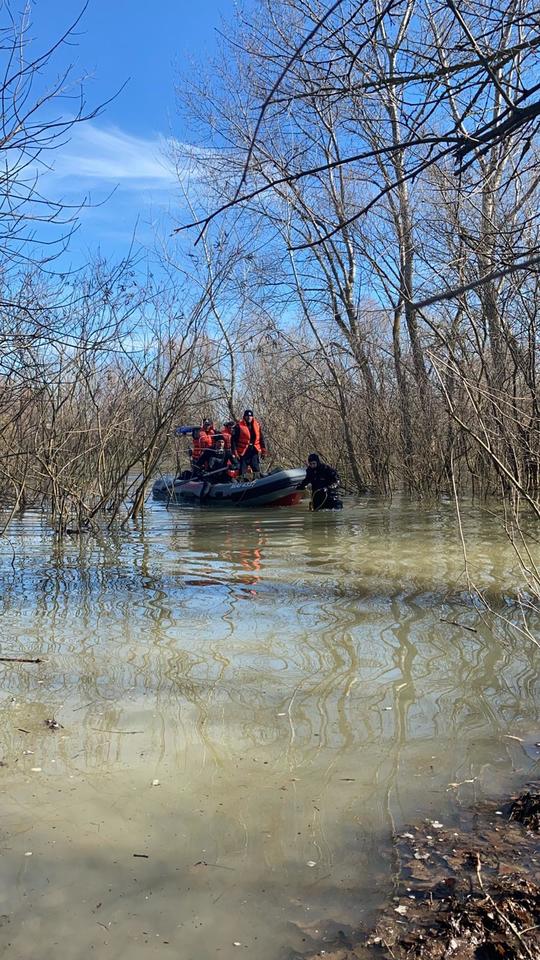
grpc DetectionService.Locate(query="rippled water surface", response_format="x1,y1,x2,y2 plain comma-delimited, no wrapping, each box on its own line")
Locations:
0,496,538,959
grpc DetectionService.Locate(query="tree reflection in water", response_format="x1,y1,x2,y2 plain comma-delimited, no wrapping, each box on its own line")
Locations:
0,498,537,960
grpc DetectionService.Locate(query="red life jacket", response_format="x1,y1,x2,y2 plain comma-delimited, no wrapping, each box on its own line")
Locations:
191,436,202,460
235,418,263,456
192,430,212,460
222,425,232,450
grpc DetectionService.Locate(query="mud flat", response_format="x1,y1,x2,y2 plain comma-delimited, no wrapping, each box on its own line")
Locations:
298,782,540,960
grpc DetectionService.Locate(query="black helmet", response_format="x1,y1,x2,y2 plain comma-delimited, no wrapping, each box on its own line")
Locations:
212,433,225,444
243,409,254,417
308,452,320,464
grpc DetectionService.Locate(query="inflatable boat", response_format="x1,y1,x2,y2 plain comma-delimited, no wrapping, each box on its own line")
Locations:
152,468,306,508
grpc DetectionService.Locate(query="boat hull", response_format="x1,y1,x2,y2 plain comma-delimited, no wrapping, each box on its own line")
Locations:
152,468,307,508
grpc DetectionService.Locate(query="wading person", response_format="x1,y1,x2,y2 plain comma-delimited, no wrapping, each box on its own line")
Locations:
231,409,267,480
297,453,342,510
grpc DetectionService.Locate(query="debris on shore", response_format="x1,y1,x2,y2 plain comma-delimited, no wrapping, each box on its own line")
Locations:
297,782,540,960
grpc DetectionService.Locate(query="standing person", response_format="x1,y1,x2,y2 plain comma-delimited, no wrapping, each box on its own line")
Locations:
197,419,214,455
202,418,215,440
189,427,206,465
231,409,267,480
221,420,234,451
297,453,342,510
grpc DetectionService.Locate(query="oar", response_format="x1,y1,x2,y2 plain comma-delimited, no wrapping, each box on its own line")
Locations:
195,464,239,482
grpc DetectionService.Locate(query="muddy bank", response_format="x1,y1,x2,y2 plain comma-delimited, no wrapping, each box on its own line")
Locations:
296,783,540,960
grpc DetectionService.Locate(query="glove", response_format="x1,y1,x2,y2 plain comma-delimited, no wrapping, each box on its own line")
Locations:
261,449,267,459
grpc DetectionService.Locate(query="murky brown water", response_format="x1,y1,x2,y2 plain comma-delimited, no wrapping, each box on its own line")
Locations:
0,497,538,959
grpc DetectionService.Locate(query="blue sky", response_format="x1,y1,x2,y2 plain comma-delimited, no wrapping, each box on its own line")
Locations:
25,0,240,267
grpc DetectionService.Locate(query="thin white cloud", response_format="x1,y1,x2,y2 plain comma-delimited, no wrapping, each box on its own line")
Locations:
53,123,180,186
29,122,219,261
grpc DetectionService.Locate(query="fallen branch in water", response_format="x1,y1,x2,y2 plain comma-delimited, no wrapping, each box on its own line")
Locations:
89,728,144,734
439,618,477,633
0,656,42,663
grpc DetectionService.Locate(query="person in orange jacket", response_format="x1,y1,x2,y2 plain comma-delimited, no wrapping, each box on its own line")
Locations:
190,427,203,462
221,420,234,450
190,425,212,465
202,418,215,439
231,409,267,479
199,419,215,450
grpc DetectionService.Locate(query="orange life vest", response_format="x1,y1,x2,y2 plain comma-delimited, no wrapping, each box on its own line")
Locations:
222,425,233,450
191,436,202,460
234,418,263,456
192,430,212,460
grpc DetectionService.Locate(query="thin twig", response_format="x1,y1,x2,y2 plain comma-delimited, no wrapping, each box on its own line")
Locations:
439,618,477,634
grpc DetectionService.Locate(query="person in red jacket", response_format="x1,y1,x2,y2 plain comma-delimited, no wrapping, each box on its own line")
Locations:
231,409,267,479
199,419,216,453
221,421,234,450
202,418,215,435
190,425,212,465
190,427,203,462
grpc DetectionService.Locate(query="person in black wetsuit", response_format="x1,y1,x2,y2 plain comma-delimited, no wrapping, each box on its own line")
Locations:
297,453,342,510
195,435,238,484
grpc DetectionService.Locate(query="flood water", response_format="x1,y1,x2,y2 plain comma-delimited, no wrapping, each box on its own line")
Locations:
0,496,538,959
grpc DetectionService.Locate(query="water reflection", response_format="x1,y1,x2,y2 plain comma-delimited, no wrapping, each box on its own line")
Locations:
0,498,538,959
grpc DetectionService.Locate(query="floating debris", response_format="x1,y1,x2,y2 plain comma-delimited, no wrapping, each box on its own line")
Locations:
44,718,63,730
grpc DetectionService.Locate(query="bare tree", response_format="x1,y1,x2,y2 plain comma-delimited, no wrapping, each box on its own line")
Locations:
170,0,540,505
